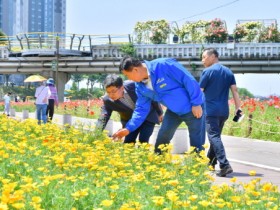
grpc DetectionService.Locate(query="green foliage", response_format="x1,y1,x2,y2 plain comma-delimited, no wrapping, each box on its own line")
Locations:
71,74,86,89
71,82,78,91
223,101,280,141
182,20,210,43
0,86,36,101
259,24,280,43
229,87,254,98
87,73,107,90
119,43,136,57
233,21,263,42
238,88,254,98
68,86,105,100
134,20,170,44
0,30,7,46
0,30,6,37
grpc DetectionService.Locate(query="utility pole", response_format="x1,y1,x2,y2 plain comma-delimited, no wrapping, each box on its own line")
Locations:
55,36,59,90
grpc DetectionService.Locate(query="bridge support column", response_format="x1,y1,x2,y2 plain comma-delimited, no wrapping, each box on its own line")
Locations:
56,72,70,102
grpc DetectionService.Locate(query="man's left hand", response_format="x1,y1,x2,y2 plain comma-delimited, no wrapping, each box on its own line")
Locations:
192,105,203,118
112,128,130,140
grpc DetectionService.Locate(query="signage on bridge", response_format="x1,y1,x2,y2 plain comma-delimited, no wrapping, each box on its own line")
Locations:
52,60,57,71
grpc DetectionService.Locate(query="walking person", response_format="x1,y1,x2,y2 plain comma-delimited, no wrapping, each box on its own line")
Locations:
3,92,12,116
96,74,163,144
35,82,51,124
46,78,59,121
113,56,205,154
200,48,242,177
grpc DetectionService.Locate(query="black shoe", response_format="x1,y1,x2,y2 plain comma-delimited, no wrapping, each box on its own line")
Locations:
216,165,233,177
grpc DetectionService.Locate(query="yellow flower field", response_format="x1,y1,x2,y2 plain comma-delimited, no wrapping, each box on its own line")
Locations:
0,115,279,209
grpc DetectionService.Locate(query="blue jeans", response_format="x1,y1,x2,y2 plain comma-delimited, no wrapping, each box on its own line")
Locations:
206,116,229,169
155,109,205,154
36,104,48,124
124,121,155,143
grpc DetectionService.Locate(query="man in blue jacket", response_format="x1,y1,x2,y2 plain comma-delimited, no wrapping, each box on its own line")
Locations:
96,74,163,144
113,56,205,153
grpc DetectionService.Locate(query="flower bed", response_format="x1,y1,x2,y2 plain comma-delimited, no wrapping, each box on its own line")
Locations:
0,115,279,209
223,96,280,141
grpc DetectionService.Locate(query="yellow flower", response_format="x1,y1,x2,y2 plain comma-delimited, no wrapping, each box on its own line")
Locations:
262,183,273,192
166,191,179,202
32,196,42,203
199,200,211,207
71,188,89,200
110,184,119,190
251,191,261,197
202,143,209,149
0,203,8,210
167,179,179,186
11,203,25,209
101,199,113,207
231,196,241,203
189,195,198,201
249,170,256,176
151,196,165,206
230,177,237,183
215,203,226,208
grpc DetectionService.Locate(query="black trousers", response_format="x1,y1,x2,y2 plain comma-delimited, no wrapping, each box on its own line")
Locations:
46,99,55,121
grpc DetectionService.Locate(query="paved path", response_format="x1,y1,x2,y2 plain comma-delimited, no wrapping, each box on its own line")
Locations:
14,112,280,188
214,136,280,187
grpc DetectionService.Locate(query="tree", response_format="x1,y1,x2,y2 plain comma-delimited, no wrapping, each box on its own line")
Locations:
230,87,254,99
0,31,7,46
0,30,6,37
71,74,85,89
238,87,254,98
87,74,101,91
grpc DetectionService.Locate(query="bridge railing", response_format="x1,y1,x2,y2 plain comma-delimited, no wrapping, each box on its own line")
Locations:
91,43,280,59
1,32,280,60
0,32,132,52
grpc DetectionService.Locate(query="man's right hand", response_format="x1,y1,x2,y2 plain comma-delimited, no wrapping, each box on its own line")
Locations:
112,128,130,140
192,105,203,118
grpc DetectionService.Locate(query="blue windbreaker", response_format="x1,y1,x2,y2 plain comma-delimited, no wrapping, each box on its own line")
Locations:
125,58,204,132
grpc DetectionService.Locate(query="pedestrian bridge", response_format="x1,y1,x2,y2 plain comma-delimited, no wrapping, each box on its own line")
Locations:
1,32,280,74
1,32,280,100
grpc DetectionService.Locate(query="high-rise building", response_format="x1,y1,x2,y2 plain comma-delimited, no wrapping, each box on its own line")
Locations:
0,0,66,36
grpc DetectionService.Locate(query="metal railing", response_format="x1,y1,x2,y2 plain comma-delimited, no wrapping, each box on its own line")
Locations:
1,32,280,60
0,32,132,52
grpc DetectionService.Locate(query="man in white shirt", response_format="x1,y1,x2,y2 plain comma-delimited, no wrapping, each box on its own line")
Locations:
3,92,11,116
35,82,51,124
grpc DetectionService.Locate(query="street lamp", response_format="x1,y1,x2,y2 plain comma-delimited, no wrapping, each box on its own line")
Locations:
55,36,59,91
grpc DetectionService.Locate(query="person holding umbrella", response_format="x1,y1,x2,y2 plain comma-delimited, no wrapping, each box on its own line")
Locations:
24,75,51,124
35,81,51,124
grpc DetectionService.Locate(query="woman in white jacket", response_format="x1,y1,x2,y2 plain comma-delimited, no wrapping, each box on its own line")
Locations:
35,82,51,124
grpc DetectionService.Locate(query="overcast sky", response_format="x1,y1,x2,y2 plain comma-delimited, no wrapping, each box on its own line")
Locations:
66,0,280,96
